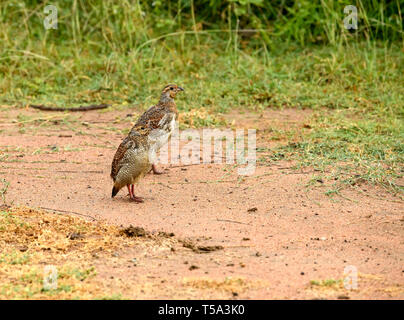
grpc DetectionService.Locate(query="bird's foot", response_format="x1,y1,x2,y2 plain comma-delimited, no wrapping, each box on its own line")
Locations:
152,164,164,175
127,184,143,202
130,196,144,203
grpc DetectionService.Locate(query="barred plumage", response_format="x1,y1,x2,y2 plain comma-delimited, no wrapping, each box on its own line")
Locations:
110,84,184,202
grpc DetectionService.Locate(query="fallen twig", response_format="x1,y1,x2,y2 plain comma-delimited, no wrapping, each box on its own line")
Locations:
169,163,204,169
0,178,10,205
38,206,98,221
216,218,250,225
29,103,110,112
55,170,104,174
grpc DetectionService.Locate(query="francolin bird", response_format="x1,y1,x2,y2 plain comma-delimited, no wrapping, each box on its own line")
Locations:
110,84,184,202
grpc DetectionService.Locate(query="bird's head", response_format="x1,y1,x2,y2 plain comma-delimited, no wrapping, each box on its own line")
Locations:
160,84,184,102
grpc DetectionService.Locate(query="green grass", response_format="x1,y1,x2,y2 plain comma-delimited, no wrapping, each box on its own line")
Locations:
96,294,123,300
264,107,404,196
0,2,403,196
1,179,10,204
310,279,343,287
0,265,97,299
0,251,31,265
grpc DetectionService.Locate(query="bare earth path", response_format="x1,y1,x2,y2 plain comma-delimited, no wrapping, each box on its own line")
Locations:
1,105,403,299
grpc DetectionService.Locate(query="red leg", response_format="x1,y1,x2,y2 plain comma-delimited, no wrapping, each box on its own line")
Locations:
127,184,132,197
130,184,144,203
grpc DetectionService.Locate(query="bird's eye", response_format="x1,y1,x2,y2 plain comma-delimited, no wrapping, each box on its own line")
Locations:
170,87,174,90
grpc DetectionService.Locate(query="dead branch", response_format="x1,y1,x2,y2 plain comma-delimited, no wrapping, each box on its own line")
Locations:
38,206,98,221
216,218,250,225
29,103,110,112
54,170,104,174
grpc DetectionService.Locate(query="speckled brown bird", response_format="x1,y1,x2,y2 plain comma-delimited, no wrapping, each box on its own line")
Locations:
110,84,184,201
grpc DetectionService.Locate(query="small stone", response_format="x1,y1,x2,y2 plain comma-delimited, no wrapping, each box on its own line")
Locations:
67,232,84,240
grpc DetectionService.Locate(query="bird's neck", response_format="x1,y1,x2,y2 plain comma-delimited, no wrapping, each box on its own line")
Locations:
159,93,174,104
158,95,177,111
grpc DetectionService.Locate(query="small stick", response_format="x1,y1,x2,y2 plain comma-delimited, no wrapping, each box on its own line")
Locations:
38,206,98,221
169,163,204,169
216,218,250,225
168,179,237,185
29,104,110,112
54,170,104,174
225,245,255,249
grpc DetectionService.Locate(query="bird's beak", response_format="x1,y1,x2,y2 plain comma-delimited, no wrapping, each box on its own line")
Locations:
178,86,184,92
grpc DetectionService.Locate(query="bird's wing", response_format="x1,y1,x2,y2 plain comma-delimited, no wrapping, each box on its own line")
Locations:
110,136,134,180
157,112,176,130
110,128,152,180
134,105,173,131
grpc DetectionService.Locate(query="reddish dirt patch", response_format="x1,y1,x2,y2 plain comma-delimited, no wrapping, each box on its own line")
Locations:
0,105,403,299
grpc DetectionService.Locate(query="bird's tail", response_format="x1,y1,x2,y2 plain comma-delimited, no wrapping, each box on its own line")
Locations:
111,185,119,198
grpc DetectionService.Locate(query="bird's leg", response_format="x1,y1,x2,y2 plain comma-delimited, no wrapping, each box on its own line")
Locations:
152,163,164,175
127,184,133,197
130,184,144,203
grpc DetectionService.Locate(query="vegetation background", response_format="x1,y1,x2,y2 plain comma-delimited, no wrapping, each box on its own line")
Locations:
0,0,403,195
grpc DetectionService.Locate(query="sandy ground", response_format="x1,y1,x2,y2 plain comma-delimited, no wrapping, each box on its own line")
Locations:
0,104,403,299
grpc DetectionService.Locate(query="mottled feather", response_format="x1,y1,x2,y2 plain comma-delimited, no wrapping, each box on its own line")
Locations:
110,84,183,199
133,102,178,132
110,129,149,181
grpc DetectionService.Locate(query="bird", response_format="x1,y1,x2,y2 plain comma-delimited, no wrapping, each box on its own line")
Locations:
110,84,184,202
132,84,184,174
